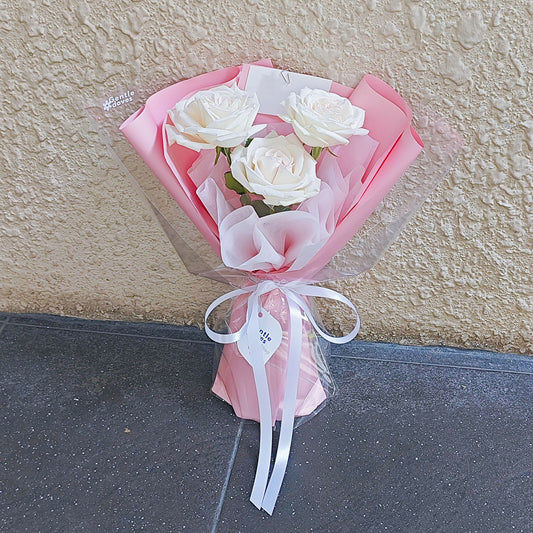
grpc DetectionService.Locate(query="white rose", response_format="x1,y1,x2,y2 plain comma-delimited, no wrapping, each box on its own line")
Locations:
166,84,266,151
279,88,368,147
230,133,321,207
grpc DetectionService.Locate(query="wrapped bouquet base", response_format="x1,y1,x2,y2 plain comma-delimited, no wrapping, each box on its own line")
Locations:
88,59,462,514
205,280,360,511
211,287,329,424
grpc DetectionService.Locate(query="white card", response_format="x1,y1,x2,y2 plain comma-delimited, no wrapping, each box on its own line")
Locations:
244,65,332,115
237,309,283,365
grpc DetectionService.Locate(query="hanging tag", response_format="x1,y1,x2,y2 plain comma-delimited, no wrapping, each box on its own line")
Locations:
244,65,332,115
237,309,283,365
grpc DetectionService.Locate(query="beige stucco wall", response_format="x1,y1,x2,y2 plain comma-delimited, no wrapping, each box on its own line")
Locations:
0,0,531,353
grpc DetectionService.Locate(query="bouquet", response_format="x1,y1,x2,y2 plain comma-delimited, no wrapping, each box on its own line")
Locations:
90,59,462,514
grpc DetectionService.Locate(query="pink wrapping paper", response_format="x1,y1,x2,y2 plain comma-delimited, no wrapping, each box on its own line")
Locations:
120,61,423,423
212,290,327,423
120,61,423,279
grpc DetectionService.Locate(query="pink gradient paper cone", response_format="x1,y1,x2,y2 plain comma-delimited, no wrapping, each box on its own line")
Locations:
120,65,424,281
211,290,328,424
119,62,424,423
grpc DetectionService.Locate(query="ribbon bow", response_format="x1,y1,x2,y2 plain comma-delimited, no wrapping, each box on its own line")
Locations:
205,280,360,514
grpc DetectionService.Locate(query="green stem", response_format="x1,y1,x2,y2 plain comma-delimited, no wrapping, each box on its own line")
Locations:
311,146,324,160
223,147,232,166
215,146,233,166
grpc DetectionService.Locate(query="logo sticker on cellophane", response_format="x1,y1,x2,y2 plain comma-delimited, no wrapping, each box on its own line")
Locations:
237,309,283,365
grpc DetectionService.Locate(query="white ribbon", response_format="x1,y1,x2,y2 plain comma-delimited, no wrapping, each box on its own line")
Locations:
205,280,360,514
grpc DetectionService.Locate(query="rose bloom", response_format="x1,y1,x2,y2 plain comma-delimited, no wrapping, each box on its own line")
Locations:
230,133,321,207
279,88,368,147
166,84,265,151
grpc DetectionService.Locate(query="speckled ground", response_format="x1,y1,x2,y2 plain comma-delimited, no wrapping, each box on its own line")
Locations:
1,313,531,532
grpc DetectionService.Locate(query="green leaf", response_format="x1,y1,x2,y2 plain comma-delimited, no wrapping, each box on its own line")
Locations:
225,171,246,194
240,195,274,217
244,138,253,147
240,193,251,205
239,196,293,217
273,204,292,213
250,200,273,218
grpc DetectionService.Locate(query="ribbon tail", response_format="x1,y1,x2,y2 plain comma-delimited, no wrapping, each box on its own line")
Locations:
249,360,273,508
248,303,274,509
261,298,303,514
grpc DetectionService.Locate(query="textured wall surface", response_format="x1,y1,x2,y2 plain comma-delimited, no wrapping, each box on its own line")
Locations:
0,0,531,353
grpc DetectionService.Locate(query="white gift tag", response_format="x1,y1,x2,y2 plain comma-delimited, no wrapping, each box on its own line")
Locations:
244,65,332,115
237,309,283,365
